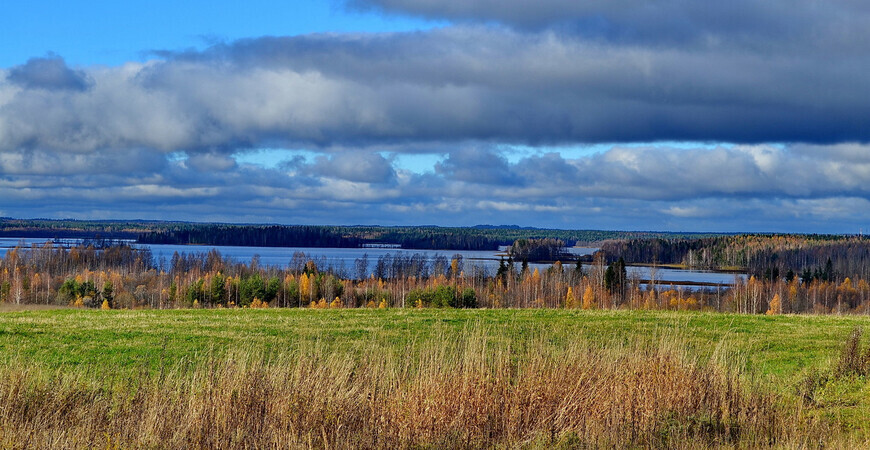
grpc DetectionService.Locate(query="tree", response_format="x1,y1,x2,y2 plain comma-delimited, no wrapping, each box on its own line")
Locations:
604,265,616,292
284,276,299,307
766,294,782,315
265,276,281,303
102,281,114,308
461,288,477,308
604,258,627,295
509,238,567,262
450,255,462,278
496,258,508,288
210,273,226,305
299,273,311,305
582,286,595,309
565,286,577,309
824,258,834,282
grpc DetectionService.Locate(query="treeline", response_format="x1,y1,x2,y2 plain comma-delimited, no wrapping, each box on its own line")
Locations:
0,218,152,239
363,228,501,250
2,218,728,250
508,238,571,262
4,241,870,316
600,234,870,280
138,225,726,249
139,225,364,248
138,225,503,250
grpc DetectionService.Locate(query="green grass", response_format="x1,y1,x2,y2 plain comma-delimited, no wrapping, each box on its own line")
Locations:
0,308,867,380
1,308,870,443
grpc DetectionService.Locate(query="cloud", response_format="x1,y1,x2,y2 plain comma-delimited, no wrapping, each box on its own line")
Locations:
3,140,869,232
186,152,237,171
2,23,870,155
348,0,868,52
0,148,165,176
435,147,518,185
310,151,396,183
6,56,91,91
3,3,870,232
515,144,870,201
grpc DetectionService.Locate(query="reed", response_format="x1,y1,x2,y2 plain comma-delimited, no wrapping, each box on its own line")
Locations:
0,324,835,449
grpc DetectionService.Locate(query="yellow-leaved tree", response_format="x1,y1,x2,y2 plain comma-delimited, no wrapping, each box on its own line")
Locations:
766,294,782,315
582,286,596,310
565,286,577,309
299,273,311,303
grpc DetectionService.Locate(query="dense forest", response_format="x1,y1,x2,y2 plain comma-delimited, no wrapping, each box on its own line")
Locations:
2,240,870,315
600,234,870,280
1,218,724,250
136,224,722,250
507,238,572,262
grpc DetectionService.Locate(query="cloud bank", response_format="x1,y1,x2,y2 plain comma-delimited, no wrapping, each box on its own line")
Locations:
0,142,868,232
1,0,869,231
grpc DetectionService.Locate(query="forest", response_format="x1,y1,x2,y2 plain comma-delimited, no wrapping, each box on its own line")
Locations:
135,224,714,249
3,237,870,315
1,218,722,250
600,234,870,280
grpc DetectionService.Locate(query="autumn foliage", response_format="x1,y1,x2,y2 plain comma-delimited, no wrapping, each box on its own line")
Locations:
3,241,870,315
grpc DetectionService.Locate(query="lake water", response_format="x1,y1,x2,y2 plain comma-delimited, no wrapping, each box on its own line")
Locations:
0,237,743,287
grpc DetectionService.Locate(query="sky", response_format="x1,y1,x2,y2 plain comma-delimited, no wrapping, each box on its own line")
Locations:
1,1,870,233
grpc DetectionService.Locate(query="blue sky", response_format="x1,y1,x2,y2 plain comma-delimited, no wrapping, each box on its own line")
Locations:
1,1,437,66
1,1,869,233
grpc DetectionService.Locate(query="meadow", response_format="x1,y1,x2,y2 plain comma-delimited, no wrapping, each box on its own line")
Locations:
1,308,869,448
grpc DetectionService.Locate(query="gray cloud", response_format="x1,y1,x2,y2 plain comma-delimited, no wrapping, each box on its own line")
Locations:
4,142,868,232
493,144,870,201
348,0,868,52
3,3,870,232
310,151,396,183
435,147,518,185
0,148,165,176
187,152,237,172
6,56,91,91
2,23,869,154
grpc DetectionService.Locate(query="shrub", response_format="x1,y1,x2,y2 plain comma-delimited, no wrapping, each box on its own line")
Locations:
406,286,476,308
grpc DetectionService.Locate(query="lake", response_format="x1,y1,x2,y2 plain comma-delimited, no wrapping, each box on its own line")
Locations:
0,238,743,288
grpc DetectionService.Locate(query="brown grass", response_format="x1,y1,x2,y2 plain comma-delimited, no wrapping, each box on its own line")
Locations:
0,326,842,449
834,327,870,378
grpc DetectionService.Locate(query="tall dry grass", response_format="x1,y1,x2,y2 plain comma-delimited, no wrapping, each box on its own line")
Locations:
0,326,837,449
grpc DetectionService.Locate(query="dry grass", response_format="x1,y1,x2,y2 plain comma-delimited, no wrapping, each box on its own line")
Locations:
0,324,841,449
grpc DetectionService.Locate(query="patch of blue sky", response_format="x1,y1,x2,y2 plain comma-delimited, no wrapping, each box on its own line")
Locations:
0,0,443,67
166,152,187,162
389,153,443,173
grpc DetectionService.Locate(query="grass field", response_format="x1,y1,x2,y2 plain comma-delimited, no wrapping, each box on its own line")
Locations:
1,308,869,447
2,308,867,377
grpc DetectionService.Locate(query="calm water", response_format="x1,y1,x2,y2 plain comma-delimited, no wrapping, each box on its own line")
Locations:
0,238,742,287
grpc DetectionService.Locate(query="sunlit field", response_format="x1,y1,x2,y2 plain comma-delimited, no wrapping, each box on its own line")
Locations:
1,309,869,448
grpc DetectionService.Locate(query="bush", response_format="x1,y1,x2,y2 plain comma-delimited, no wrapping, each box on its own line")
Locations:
406,286,477,308
835,327,869,378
